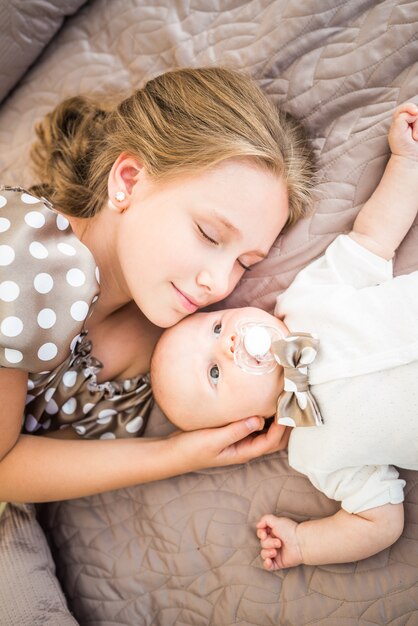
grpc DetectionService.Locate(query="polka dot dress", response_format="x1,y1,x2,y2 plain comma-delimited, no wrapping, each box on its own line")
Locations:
25,331,153,439
1,187,153,439
0,186,99,371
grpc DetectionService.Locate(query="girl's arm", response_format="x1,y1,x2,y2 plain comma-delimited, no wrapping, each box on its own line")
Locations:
257,503,404,569
0,408,287,503
350,102,418,260
0,368,27,461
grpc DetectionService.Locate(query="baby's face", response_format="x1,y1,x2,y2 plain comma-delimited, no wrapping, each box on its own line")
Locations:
151,307,286,430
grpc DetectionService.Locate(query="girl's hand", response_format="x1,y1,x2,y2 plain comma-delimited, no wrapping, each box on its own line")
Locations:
256,514,303,570
169,418,289,472
389,102,418,161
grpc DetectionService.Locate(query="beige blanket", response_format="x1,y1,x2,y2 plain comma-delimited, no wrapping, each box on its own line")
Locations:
1,0,417,624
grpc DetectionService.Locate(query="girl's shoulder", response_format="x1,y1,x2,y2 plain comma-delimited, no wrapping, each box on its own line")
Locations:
0,186,100,373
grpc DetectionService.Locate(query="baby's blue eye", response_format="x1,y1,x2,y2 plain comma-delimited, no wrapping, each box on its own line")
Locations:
209,365,220,385
213,323,222,336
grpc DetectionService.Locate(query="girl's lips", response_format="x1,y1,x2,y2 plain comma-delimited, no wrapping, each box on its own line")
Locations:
172,284,199,313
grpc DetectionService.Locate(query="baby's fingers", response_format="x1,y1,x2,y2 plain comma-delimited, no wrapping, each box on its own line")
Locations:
256,528,268,541
262,556,275,571
261,554,282,571
259,536,282,550
261,548,278,561
412,117,418,141
389,102,418,157
393,101,418,122
257,514,281,534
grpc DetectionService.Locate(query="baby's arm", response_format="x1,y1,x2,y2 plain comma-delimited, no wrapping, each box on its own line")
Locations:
256,503,404,568
350,102,418,259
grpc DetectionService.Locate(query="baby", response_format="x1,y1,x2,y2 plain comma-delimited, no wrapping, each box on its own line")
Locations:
150,102,418,568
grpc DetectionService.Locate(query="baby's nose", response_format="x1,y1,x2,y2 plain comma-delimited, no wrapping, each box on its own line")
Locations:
222,333,237,358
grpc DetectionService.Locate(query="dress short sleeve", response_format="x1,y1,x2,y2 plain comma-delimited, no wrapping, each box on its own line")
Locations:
0,187,100,373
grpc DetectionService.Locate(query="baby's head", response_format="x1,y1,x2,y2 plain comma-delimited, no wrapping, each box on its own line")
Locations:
150,307,287,430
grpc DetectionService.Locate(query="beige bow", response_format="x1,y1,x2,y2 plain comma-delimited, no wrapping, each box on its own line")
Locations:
273,333,323,428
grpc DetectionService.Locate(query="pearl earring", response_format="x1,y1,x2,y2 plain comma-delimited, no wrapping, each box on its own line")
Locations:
115,191,126,202
108,191,126,211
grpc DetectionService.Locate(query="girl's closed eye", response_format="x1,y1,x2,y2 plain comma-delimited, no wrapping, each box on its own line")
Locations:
209,364,220,386
238,259,251,271
198,225,251,272
198,224,218,246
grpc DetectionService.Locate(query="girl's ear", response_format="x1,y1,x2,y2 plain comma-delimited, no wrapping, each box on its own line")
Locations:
107,152,144,211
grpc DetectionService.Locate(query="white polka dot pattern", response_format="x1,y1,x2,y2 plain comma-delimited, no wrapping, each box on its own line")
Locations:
62,398,77,414
100,432,116,440
38,342,58,361
4,348,23,363
44,388,56,402
25,414,39,432
62,371,77,387
21,193,40,204
66,268,86,287
45,399,59,414
2,189,151,441
1,316,23,337
34,273,54,294
58,243,76,256
0,281,19,301
56,214,70,231
0,218,10,232
29,241,48,259
25,211,46,228
24,332,153,440
125,415,144,433
0,245,15,265
70,301,89,321
37,308,57,329
0,188,100,372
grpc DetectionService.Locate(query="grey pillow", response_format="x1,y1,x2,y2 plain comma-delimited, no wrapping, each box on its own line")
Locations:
0,503,79,625
0,0,88,103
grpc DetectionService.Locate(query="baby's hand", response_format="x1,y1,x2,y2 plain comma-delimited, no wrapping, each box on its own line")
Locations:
256,514,303,570
389,102,418,162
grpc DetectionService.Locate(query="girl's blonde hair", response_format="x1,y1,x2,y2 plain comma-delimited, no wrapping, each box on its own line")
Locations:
30,66,314,226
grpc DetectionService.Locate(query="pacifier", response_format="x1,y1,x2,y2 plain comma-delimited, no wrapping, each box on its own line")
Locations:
233,320,284,375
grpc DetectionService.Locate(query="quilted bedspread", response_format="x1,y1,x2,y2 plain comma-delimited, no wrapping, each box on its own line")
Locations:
1,0,418,624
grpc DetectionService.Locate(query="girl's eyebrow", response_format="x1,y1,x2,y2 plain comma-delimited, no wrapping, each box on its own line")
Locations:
210,210,240,235
209,210,268,259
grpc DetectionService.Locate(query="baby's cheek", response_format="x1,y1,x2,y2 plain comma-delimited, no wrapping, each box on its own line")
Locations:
257,376,281,416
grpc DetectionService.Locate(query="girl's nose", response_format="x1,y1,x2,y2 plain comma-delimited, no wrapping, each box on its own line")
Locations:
196,266,233,301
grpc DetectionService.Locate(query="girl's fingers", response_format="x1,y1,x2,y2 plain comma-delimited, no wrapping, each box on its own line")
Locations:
220,416,264,446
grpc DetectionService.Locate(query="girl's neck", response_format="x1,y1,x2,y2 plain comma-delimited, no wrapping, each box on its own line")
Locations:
67,211,132,325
